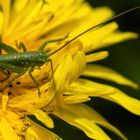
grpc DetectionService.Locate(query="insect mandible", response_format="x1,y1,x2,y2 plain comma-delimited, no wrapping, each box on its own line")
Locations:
0,6,139,96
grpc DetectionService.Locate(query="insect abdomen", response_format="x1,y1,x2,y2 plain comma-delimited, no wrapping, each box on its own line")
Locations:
0,51,49,65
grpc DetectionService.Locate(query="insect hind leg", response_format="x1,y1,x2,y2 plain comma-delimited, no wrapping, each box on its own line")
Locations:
28,67,41,96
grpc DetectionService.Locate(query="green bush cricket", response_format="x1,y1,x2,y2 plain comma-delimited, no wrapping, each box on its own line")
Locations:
0,6,139,96
0,36,68,95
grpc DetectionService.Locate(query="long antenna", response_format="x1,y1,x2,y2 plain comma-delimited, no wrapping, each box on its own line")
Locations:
50,5,140,56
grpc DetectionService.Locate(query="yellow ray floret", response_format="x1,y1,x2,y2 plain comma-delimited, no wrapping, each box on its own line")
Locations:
83,64,138,89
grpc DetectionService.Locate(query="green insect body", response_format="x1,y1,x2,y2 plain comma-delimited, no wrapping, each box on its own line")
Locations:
0,51,49,68
0,38,66,95
0,6,139,95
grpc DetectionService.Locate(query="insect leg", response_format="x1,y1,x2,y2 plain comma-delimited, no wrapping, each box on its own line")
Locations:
45,59,56,105
16,42,27,52
0,42,18,54
0,62,24,73
46,59,54,80
0,69,10,82
45,59,62,107
28,67,41,96
39,34,69,51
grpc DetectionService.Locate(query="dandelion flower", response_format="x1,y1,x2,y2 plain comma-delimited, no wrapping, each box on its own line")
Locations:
0,0,140,140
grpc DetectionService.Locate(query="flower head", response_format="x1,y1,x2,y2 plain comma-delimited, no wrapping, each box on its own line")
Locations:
0,0,140,140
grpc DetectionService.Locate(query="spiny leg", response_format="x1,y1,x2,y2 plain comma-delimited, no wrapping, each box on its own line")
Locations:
28,67,41,96
15,41,27,52
39,33,69,51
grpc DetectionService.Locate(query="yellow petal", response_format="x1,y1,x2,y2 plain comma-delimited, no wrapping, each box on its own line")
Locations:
54,51,86,96
4,111,24,131
0,10,3,33
86,51,109,63
68,104,127,140
53,105,111,140
27,119,62,140
69,7,114,38
46,2,88,31
54,54,73,96
0,117,20,140
99,32,138,48
9,91,39,108
83,64,138,89
76,79,140,116
63,94,90,104
69,79,115,97
34,109,54,128
70,51,86,82
2,94,8,111
0,0,10,34
12,0,28,13
103,87,140,116
82,22,118,52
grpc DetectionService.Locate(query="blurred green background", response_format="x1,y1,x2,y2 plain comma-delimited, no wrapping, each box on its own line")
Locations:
51,1,140,140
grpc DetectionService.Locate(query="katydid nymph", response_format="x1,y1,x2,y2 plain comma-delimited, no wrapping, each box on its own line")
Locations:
0,6,139,95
